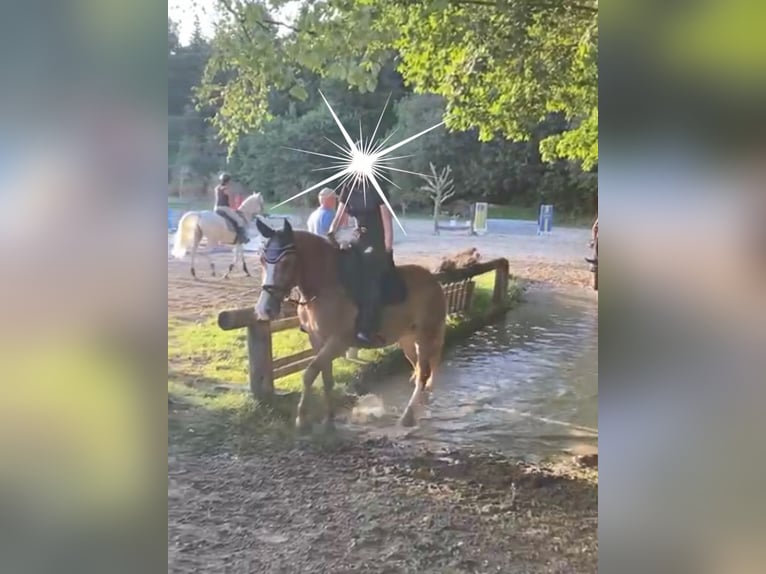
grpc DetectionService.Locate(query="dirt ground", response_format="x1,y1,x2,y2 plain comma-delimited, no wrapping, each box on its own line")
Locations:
168,433,596,574
168,220,597,573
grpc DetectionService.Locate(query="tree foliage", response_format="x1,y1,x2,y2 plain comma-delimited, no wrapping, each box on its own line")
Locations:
198,0,597,168
167,11,596,215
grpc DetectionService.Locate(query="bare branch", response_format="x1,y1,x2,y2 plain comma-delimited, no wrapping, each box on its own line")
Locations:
219,0,255,43
217,0,314,39
445,0,598,13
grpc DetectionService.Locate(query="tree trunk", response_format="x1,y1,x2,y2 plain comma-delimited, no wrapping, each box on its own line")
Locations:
433,188,442,235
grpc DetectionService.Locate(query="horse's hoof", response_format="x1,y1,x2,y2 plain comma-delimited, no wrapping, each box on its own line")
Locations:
244,272,251,278
400,410,417,427
223,274,230,280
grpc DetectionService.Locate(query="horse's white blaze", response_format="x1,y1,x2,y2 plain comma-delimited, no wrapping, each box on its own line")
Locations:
262,262,277,285
255,262,278,320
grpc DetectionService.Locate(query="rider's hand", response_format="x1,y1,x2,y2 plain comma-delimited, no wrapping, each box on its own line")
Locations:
327,231,339,247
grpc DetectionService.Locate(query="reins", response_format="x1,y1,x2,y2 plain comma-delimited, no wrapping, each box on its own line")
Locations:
286,293,317,306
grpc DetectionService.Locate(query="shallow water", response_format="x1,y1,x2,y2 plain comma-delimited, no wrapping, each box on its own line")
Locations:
347,287,598,462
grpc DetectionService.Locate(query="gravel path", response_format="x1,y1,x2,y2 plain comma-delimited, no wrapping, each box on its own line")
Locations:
168,433,597,574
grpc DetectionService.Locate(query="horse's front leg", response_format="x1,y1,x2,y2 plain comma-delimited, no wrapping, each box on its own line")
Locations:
223,245,239,279
296,336,346,433
242,249,251,277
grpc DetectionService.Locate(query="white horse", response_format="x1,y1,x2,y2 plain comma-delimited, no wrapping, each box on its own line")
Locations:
171,192,266,279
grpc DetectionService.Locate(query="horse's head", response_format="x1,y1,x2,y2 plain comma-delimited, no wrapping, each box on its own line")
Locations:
254,217,298,320
240,192,265,218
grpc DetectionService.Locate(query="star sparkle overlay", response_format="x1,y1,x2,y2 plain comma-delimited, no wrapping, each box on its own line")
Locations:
272,91,445,235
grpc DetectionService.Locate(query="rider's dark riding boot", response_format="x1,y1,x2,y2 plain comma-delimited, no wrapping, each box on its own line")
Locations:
236,227,249,244
356,271,383,346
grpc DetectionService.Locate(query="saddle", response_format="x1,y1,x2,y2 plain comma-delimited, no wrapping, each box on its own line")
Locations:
336,245,408,308
215,209,248,243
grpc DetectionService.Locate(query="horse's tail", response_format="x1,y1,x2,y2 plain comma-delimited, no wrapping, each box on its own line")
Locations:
171,212,199,259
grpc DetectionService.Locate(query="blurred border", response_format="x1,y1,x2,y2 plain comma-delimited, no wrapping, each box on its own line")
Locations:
0,1,167,572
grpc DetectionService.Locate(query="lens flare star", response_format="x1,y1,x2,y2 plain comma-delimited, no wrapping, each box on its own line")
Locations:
273,91,444,234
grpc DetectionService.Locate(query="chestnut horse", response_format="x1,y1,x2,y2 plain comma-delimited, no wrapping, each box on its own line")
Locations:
254,218,447,430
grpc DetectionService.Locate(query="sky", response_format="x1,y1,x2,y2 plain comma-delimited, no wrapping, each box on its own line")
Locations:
169,0,216,44
169,0,302,45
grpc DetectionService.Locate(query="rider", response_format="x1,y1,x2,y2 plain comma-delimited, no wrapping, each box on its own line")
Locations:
328,182,394,345
214,172,248,244
586,215,598,265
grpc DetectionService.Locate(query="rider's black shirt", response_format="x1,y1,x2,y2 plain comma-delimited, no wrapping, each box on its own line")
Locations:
339,185,389,251
215,184,230,208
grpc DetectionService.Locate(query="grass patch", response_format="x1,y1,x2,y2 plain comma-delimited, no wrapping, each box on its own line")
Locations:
487,204,539,220
168,271,523,445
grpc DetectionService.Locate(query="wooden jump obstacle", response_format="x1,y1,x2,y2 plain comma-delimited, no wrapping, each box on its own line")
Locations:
218,258,511,400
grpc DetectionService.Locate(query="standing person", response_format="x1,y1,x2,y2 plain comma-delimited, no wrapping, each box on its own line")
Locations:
586,215,598,265
213,172,248,244
328,183,394,345
306,188,337,236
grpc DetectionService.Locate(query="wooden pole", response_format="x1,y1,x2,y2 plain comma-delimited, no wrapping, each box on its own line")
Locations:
492,259,510,307
246,320,274,399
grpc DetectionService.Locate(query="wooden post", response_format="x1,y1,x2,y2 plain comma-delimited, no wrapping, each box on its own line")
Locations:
246,320,274,399
219,309,277,400
464,281,476,312
492,259,510,307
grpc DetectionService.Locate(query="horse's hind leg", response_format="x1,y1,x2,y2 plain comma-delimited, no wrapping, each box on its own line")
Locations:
190,225,207,279
400,335,419,384
400,341,433,427
423,324,445,392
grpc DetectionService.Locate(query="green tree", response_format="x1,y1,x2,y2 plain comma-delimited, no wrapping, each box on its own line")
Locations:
198,0,597,168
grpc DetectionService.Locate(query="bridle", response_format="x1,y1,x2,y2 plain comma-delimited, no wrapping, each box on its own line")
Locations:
260,240,316,306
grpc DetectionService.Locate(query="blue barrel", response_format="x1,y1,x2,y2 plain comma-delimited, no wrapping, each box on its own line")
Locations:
168,208,176,232
537,204,553,234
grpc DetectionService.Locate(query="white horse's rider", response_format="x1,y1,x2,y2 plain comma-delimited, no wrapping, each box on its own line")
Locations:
214,173,248,244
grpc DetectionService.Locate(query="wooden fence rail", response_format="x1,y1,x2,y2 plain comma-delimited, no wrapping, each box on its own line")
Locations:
218,258,511,399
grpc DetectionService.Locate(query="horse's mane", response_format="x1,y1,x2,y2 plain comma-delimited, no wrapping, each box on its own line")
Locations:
293,231,339,297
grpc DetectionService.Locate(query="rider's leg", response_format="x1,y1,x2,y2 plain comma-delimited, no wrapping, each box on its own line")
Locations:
216,208,247,243
356,251,385,344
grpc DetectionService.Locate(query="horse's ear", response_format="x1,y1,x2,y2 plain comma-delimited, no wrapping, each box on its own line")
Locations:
282,218,293,236
255,217,275,238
